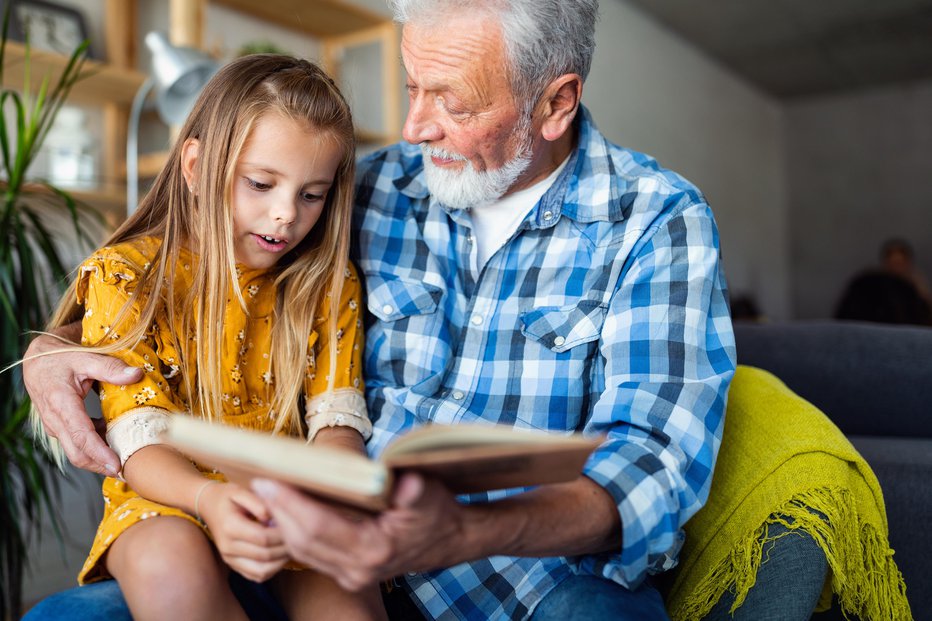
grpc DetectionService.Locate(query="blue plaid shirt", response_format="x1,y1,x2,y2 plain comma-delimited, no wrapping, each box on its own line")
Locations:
352,107,736,620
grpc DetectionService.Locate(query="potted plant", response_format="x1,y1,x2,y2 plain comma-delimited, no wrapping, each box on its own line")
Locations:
0,6,101,620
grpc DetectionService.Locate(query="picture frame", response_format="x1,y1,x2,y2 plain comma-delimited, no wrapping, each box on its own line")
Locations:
2,0,97,59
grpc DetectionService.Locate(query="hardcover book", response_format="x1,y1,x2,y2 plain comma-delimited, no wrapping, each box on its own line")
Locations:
163,416,602,511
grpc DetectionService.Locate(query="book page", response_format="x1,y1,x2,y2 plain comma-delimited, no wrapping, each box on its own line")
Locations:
164,416,390,509
383,423,595,458
382,424,602,494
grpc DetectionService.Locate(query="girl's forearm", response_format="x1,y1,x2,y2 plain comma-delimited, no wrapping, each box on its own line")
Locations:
121,444,212,516
312,426,367,454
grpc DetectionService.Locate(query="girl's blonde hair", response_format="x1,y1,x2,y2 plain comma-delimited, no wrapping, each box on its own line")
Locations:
38,55,356,452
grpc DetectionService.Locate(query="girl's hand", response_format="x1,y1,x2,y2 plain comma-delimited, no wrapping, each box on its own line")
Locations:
197,481,290,582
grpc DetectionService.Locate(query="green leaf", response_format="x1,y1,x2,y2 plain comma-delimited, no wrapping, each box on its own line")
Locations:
0,11,93,618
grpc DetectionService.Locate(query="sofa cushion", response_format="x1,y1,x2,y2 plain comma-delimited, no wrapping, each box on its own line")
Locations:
733,320,932,438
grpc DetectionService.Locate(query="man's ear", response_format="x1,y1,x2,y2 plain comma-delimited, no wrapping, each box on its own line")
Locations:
537,74,582,142
180,138,200,191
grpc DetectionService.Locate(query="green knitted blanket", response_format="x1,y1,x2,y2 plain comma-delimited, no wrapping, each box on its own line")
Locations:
664,366,912,621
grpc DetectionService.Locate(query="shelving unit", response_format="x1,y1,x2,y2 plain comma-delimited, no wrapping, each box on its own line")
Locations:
1,40,145,213
139,0,403,194
1,42,144,106
2,0,402,222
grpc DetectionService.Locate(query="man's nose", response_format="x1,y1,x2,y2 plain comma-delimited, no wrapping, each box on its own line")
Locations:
402,95,443,145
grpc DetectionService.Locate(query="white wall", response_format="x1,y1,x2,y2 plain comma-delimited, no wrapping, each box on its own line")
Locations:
785,79,932,319
350,0,794,319
586,0,790,320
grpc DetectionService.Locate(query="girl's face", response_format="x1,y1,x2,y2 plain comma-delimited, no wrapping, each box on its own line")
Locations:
229,112,343,270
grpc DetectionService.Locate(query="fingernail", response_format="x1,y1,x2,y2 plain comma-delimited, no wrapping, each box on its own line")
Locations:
251,478,277,499
123,367,140,377
104,463,118,475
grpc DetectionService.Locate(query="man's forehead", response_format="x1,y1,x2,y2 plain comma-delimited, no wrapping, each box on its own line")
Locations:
400,20,506,84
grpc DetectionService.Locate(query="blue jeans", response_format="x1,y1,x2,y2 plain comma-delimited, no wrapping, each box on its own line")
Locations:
23,574,286,621
531,575,670,620
702,519,828,621
25,573,667,621
25,524,825,621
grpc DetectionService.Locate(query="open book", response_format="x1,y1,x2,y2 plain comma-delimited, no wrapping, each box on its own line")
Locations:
163,417,602,511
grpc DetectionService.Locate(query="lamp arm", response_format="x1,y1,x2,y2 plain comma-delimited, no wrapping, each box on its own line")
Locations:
126,77,155,217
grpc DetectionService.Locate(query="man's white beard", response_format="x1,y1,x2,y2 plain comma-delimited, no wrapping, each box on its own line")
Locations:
420,129,533,210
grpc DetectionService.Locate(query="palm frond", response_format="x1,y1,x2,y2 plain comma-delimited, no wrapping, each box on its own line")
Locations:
0,2,96,617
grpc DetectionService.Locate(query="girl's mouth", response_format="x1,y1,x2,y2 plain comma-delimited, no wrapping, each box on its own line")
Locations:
253,233,288,252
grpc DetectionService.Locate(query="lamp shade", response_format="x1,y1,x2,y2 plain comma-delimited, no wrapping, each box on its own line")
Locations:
127,32,219,215
145,31,219,126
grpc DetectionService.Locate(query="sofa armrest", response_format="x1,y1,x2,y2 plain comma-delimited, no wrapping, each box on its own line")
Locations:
846,435,932,615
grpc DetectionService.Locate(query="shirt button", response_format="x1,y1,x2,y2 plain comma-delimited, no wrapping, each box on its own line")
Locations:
452,390,465,400
470,314,483,325
466,235,474,244
382,304,394,315
407,571,418,577
553,336,566,346
543,210,554,221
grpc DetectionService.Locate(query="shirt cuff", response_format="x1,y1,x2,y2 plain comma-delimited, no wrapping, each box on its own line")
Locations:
568,443,687,587
105,406,173,467
305,388,372,441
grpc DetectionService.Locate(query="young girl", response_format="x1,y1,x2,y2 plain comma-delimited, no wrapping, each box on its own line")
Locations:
35,54,385,621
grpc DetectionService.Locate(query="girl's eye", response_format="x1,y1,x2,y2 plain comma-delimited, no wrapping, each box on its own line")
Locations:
302,192,325,203
246,177,271,191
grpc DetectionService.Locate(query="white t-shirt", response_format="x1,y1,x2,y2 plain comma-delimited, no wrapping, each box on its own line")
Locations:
468,155,570,272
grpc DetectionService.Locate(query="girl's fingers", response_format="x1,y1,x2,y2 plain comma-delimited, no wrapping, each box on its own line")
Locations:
221,539,289,563
228,486,274,524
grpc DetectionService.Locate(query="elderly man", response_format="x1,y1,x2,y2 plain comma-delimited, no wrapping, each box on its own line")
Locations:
24,1,735,619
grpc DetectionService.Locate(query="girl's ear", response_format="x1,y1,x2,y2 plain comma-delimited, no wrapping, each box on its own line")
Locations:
180,138,201,191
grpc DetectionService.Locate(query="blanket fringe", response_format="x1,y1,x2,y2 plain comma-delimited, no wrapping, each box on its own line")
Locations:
670,487,912,621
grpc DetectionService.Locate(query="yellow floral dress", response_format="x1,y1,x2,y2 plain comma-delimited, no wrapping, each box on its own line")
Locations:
76,236,367,584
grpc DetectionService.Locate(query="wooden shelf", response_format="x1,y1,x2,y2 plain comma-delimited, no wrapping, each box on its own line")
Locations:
1,42,145,106
2,0,401,233
212,0,385,37
15,182,125,227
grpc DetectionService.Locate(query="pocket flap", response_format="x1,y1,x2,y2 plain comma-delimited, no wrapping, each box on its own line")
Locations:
366,274,442,321
521,300,606,352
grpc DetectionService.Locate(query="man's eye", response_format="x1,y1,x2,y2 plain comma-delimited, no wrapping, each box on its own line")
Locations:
246,178,271,191
437,96,467,117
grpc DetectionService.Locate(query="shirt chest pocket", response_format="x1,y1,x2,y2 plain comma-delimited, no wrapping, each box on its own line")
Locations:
365,274,449,393
517,299,607,430
520,299,607,353
366,275,443,321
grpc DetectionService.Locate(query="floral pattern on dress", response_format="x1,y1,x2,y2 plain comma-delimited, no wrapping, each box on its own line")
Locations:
75,236,366,585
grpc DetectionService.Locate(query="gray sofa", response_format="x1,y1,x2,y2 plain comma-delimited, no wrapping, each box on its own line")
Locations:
733,319,932,618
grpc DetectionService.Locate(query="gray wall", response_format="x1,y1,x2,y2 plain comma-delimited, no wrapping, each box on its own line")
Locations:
587,0,791,320
786,79,932,319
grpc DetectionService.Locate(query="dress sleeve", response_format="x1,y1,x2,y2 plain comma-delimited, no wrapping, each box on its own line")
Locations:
303,262,370,442
77,252,184,466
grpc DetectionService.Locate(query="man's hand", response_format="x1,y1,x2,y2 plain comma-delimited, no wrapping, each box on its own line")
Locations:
253,473,470,591
198,482,290,583
24,329,142,475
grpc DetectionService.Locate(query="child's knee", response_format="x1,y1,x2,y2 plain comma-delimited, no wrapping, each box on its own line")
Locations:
109,517,223,592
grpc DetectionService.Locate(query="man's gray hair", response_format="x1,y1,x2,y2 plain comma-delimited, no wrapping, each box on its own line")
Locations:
388,0,598,115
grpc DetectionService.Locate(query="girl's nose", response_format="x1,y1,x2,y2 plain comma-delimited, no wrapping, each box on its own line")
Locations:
270,200,296,224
